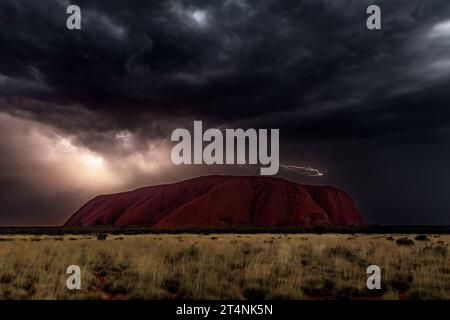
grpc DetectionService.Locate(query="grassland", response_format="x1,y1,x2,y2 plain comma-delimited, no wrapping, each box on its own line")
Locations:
0,233,448,300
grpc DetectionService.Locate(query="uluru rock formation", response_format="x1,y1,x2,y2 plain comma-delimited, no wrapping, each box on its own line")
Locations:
65,176,364,228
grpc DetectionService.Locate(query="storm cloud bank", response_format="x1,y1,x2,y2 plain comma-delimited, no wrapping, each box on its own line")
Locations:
1,0,450,224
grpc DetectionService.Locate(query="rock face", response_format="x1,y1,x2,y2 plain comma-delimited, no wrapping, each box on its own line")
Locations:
65,175,364,228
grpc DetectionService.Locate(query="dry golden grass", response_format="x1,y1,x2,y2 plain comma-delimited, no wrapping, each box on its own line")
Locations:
0,233,448,300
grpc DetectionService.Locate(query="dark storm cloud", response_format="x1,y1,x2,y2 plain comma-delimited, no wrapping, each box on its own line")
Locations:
1,0,449,125
0,1,449,128
1,0,450,224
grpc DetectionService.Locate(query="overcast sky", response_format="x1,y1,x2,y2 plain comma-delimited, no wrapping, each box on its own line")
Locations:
1,0,450,225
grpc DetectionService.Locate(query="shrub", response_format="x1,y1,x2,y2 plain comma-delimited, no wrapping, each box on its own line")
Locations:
414,235,428,241
334,286,360,300
396,238,415,246
301,279,332,297
163,277,181,294
322,278,336,290
439,267,450,274
300,259,310,266
102,281,130,295
0,274,13,284
243,287,268,300
389,277,410,292
97,234,108,240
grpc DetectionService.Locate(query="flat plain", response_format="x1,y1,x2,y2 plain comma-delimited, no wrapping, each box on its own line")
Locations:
0,233,448,300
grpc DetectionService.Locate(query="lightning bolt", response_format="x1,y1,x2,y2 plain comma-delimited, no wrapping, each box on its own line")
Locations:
281,164,326,177
51,131,78,152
